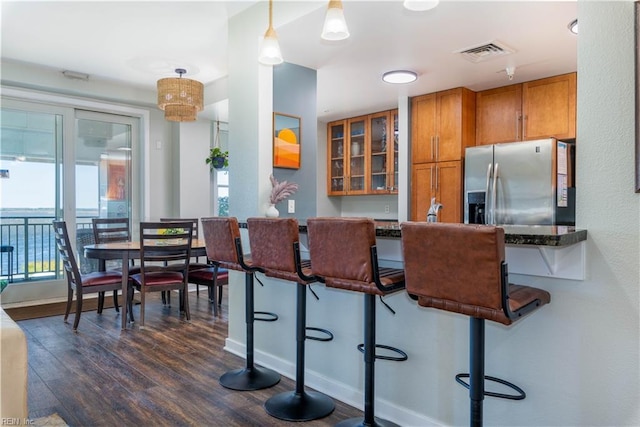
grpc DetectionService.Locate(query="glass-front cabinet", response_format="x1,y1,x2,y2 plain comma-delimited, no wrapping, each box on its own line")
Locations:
327,109,399,196
368,110,399,194
347,116,367,195
328,120,346,195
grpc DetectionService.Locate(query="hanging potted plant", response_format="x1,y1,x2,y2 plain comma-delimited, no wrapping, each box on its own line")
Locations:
206,147,229,170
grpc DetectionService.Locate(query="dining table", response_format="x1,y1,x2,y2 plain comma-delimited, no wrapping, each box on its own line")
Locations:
84,239,208,329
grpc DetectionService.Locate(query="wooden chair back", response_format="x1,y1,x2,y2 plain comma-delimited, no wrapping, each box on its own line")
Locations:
53,220,83,290
92,217,131,244
138,221,193,277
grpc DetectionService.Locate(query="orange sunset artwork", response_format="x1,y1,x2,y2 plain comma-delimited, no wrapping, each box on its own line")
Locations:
274,127,300,169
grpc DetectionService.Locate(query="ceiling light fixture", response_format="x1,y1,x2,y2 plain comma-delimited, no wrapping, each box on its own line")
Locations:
258,0,283,65
568,19,578,35
157,68,203,122
321,0,350,41
382,70,418,84
403,0,439,12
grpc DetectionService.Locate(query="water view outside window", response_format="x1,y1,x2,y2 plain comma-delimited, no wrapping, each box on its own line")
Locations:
0,106,134,283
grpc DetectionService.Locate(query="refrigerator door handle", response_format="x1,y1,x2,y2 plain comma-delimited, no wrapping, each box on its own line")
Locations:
492,162,499,225
484,163,492,225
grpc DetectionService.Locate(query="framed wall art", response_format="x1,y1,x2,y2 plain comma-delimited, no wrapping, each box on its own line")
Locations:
273,112,301,169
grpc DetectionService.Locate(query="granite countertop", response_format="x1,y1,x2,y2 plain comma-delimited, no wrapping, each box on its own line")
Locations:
372,223,586,246
239,220,587,247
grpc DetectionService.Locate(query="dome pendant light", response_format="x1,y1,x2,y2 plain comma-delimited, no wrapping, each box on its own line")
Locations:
321,0,350,41
258,0,283,65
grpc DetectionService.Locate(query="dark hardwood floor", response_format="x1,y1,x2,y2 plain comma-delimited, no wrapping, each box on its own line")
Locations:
17,290,363,426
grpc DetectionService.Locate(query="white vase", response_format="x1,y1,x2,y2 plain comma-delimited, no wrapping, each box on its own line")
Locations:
265,204,279,218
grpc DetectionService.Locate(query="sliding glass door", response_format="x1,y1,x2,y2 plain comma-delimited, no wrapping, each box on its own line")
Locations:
74,110,139,273
0,99,139,286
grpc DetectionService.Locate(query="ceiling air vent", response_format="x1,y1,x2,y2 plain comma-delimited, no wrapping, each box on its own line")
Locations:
455,41,515,63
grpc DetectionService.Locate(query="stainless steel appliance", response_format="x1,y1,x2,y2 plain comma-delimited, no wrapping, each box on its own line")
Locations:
464,138,575,225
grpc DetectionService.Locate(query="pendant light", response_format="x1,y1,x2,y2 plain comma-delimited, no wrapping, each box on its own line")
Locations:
321,0,350,41
403,0,439,12
258,0,283,65
157,68,203,122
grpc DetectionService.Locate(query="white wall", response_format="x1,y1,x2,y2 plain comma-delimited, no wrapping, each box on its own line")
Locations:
177,120,212,220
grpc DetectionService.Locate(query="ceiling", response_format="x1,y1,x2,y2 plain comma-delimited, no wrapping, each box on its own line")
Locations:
0,1,577,123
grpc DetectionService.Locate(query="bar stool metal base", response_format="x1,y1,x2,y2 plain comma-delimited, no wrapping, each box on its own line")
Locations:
220,272,281,391
219,366,280,391
265,390,334,421
335,416,400,427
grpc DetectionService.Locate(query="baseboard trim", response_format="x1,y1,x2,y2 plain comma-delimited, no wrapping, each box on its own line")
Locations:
223,338,442,427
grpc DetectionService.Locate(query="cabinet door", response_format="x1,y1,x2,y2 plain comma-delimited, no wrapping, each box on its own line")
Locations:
436,88,464,161
411,93,437,164
411,163,435,221
368,111,391,194
347,116,367,195
476,84,523,145
523,73,576,141
435,160,463,223
411,161,463,222
327,120,346,195
389,110,399,193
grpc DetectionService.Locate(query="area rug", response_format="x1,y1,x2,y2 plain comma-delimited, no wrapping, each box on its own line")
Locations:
31,413,68,426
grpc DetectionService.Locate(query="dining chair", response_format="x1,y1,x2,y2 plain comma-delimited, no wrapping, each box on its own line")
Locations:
92,217,132,312
53,220,124,331
128,221,193,326
160,217,229,312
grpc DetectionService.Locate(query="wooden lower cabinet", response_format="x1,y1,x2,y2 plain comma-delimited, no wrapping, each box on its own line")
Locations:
411,160,463,223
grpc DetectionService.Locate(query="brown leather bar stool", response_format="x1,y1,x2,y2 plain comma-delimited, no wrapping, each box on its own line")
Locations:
248,217,335,421
400,222,551,427
307,217,407,427
201,217,280,391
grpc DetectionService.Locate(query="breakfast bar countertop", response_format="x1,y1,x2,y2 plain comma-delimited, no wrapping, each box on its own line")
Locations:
373,223,587,247
239,220,587,247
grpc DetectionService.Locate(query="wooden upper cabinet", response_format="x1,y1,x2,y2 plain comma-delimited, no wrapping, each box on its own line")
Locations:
476,84,523,145
327,109,399,196
523,72,576,141
411,87,476,164
476,72,577,145
411,93,437,163
327,120,347,195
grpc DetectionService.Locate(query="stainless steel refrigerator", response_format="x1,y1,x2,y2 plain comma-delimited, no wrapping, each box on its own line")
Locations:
464,138,575,225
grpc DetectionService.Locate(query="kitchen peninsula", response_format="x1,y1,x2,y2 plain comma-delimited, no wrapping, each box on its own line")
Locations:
239,220,588,280
229,219,587,426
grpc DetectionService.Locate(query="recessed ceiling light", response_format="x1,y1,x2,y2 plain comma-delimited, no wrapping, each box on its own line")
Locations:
568,19,578,35
382,70,418,84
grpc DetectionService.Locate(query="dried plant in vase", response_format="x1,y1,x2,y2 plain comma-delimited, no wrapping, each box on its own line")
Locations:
267,174,298,217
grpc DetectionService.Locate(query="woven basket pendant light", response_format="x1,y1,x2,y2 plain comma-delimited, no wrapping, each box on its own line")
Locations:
157,68,204,122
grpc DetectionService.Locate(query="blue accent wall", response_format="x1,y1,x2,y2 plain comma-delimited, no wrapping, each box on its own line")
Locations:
273,63,317,219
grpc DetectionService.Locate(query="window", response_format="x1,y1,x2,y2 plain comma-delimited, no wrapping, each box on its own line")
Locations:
0,98,139,285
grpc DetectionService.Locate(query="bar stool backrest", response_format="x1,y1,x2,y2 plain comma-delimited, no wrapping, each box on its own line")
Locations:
248,217,298,273
201,217,244,271
401,222,510,323
307,217,375,283
306,217,396,296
